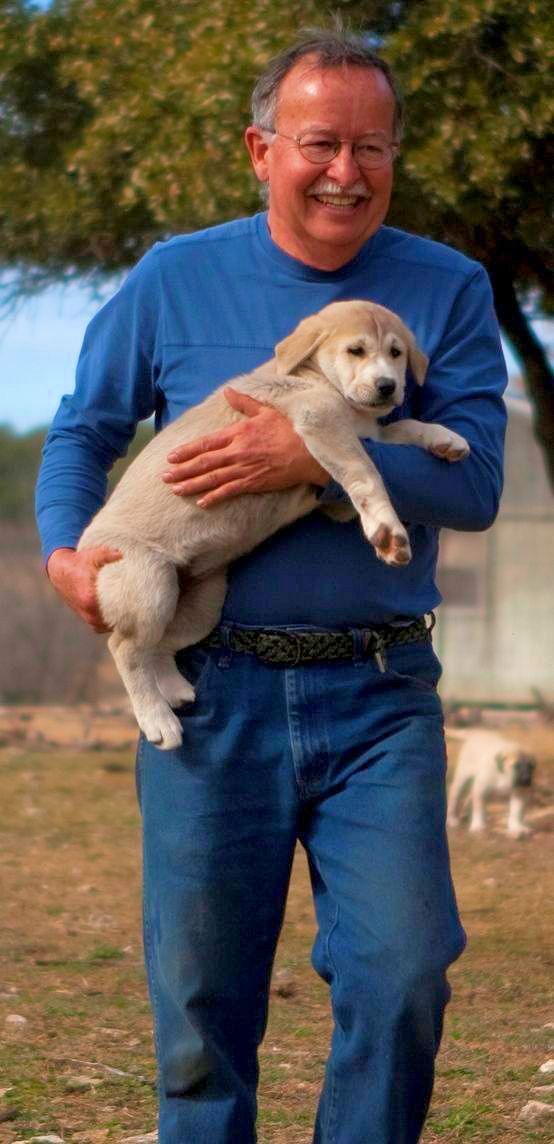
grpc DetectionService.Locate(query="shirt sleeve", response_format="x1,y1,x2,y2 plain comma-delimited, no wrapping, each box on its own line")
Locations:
320,265,508,531
35,248,162,563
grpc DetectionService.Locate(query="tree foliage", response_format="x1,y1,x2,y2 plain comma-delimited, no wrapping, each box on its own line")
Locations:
370,0,554,484
0,0,325,283
1,0,552,477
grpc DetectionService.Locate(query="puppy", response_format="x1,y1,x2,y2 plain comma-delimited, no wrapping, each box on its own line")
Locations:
446,728,536,838
79,300,470,749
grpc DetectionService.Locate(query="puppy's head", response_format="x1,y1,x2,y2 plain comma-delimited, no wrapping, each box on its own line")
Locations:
496,750,537,789
275,300,428,413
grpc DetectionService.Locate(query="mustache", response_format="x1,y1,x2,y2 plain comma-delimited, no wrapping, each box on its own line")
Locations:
307,178,370,198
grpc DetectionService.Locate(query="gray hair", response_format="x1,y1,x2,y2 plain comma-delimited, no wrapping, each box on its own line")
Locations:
250,27,404,141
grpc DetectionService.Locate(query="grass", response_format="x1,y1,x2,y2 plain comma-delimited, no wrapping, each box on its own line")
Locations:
0,732,553,1143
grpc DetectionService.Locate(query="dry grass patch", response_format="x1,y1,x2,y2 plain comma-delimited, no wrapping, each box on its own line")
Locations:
0,712,553,1142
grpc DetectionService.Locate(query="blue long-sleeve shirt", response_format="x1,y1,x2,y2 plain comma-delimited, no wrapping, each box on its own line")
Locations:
35,212,507,626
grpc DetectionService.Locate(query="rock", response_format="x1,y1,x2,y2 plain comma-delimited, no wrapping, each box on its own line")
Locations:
539,1059,554,1073
65,1074,104,1092
532,1084,554,1093
13,1136,65,1143
5,1013,27,1026
518,1100,554,1124
72,1131,110,1143
121,1134,158,1143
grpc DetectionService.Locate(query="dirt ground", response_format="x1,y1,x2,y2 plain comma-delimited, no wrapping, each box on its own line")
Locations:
0,706,553,1143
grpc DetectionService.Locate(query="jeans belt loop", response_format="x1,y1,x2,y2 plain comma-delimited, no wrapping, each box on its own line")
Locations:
217,623,234,669
350,627,366,667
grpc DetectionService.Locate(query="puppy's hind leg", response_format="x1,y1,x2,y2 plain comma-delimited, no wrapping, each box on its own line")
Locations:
446,768,470,828
98,551,183,749
154,570,228,707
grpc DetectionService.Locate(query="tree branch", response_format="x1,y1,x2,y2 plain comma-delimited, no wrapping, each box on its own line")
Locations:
487,265,554,494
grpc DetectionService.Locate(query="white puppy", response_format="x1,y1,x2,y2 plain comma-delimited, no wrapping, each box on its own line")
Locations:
446,728,536,838
79,300,469,749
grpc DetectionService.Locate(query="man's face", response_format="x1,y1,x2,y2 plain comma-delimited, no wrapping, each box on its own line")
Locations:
245,59,397,271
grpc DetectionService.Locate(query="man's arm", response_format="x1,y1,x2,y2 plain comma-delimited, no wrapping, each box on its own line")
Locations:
35,249,160,626
164,265,507,528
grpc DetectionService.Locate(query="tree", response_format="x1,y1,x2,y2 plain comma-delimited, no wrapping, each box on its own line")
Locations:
375,0,554,486
0,0,322,282
1,0,552,481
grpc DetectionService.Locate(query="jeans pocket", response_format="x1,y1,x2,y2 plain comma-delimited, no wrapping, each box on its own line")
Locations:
135,732,145,810
175,644,214,698
385,641,443,694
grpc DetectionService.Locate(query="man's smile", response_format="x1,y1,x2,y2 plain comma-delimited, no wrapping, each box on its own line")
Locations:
307,180,370,212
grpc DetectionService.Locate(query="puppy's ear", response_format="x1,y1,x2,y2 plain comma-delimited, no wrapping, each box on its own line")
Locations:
495,752,507,774
408,336,428,386
275,317,327,377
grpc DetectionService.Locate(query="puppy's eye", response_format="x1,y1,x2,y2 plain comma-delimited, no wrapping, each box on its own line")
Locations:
348,345,365,357
389,346,402,359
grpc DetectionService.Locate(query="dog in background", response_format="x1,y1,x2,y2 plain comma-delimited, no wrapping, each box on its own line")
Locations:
79,300,470,749
446,728,536,838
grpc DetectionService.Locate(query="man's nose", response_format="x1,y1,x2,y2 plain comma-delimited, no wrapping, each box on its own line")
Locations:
325,142,364,185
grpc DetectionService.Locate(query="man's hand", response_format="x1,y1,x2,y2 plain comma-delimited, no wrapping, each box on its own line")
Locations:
161,387,329,507
46,546,123,633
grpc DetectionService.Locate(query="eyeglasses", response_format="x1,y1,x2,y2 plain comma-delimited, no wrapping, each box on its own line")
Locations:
263,130,399,170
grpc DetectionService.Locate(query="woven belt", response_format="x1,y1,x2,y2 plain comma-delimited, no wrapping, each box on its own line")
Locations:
201,614,434,672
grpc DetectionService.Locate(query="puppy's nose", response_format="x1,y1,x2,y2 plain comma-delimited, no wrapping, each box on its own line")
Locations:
376,377,396,399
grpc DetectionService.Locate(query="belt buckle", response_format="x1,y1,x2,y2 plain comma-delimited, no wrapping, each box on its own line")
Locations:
258,630,302,667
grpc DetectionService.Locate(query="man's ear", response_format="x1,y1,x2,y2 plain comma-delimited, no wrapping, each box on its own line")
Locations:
275,318,327,376
408,336,428,386
244,125,271,182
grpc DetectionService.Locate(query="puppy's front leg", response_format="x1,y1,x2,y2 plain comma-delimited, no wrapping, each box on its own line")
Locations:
507,792,532,839
290,402,411,566
379,419,470,463
469,784,488,833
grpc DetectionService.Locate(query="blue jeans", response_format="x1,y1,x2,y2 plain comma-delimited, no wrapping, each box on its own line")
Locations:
136,628,466,1144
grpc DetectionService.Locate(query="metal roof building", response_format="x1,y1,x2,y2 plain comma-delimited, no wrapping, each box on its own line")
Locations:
435,394,554,704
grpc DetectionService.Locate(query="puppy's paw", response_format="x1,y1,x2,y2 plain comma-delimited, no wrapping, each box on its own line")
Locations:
362,515,411,566
446,815,460,829
429,432,470,463
139,703,184,750
469,821,486,834
507,823,532,839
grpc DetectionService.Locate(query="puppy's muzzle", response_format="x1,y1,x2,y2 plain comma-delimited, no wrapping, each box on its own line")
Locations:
375,377,396,400
513,756,536,788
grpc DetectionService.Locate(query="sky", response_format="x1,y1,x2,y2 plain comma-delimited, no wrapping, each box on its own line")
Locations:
0,279,119,433
0,278,548,434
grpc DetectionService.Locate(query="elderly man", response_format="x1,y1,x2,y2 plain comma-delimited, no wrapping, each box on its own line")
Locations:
37,29,507,1144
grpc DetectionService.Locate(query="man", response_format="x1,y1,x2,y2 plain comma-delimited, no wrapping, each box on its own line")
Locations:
36,29,507,1144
